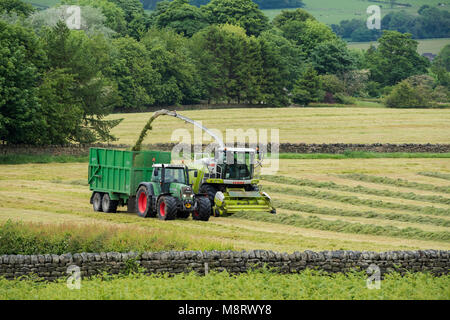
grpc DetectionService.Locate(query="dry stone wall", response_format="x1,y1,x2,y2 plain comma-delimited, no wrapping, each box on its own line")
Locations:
0,250,448,281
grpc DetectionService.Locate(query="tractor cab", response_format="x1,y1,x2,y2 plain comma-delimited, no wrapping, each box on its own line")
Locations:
151,164,190,193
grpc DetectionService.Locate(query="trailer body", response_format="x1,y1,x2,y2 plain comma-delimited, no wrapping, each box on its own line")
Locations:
88,148,171,204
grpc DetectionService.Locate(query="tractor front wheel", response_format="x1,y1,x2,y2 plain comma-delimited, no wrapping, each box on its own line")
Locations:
157,196,177,220
199,184,217,213
193,197,211,221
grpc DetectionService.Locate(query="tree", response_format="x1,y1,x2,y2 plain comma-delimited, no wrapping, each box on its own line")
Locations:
432,44,450,87
0,20,46,144
292,66,323,106
385,79,432,108
141,28,202,105
61,0,128,35
281,19,337,55
272,8,314,28
42,21,121,143
109,36,160,110
365,31,429,87
0,0,34,16
202,0,269,36
152,0,209,37
109,0,150,39
310,39,356,75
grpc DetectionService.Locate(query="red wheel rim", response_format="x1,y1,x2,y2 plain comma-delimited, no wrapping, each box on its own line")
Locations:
160,201,166,217
138,192,147,213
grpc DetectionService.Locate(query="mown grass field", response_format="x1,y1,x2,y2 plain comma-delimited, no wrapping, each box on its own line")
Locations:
108,107,450,145
1,158,449,253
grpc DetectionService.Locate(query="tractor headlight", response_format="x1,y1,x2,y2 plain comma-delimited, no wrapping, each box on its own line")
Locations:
182,186,193,198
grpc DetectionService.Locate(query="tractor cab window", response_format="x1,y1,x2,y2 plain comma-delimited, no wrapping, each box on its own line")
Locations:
152,168,161,182
164,168,187,184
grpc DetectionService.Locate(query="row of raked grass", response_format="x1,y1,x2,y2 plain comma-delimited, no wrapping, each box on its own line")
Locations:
261,175,450,205
271,199,450,228
341,174,450,194
233,212,450,242
418,172,450,182
261,185,450,217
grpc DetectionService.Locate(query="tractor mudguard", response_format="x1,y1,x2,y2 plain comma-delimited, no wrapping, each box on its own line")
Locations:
137,182,155,196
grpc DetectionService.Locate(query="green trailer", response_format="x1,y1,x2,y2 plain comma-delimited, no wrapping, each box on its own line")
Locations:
88,148,211,221
88,148,171,213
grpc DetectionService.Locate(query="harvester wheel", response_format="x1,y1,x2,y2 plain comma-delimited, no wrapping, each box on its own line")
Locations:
193,197,211,221
136,186,155,218
199,184,217,211
157,196,177,220
102,193,118,213
92,192,102,212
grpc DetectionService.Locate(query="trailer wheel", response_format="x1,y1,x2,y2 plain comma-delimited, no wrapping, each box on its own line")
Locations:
193,197,211,221
199,184,217,212
102,193,118,213
157,196,177,221
92,192,102,212
136,186,154,218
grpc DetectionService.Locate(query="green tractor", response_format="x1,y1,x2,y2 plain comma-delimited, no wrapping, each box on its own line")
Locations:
136,164,211,221
189,147,276,217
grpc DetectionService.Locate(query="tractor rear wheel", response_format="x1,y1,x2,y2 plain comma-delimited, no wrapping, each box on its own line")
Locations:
193,197,211,221
199,184,217,212
136,186,155,218
92,192,102,212
157,196,177,220
102,193,118,213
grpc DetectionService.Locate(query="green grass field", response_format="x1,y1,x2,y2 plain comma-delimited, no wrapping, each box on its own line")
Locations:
2,270,449,300
349,38,450,54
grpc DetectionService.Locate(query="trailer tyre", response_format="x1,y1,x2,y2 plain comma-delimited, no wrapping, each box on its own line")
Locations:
136,186,154,218
193,197,211,221
102,193,118,213
157,196,177,221
92,192,102,212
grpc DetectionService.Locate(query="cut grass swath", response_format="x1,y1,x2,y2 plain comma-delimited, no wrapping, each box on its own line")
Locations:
261,175,450,205
418,172,450,182
262,185,450,217
233,212,450,242
272,199,450,228
340,174,450,194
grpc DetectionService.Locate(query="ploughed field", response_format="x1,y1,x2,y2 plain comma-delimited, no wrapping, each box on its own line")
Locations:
1,158,449,253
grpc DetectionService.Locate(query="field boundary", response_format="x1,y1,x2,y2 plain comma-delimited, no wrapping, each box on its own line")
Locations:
1,250,448,281
2,143,450,156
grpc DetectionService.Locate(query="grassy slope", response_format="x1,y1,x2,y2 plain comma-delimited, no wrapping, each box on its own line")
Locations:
107,108,450,145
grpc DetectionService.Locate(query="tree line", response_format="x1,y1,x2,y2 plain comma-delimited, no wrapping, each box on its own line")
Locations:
0,0,449,146
140,0,305,10
332,5,450,42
